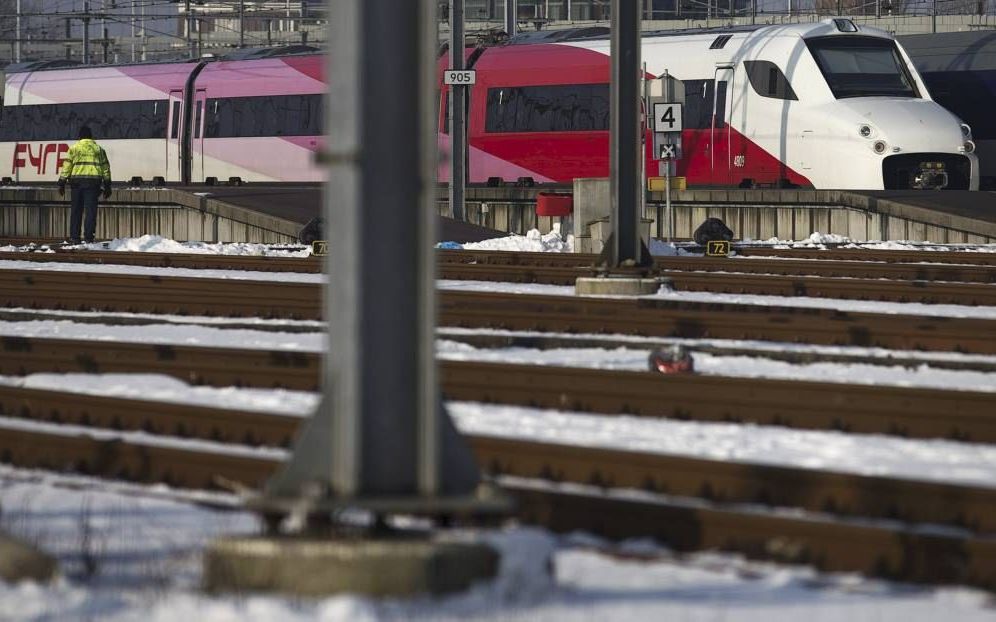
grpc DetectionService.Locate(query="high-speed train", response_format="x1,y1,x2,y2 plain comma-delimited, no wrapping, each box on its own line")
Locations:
0,19,979,190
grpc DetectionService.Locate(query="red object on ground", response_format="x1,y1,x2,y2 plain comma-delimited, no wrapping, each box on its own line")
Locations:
649,346,695,374
535,192,573,217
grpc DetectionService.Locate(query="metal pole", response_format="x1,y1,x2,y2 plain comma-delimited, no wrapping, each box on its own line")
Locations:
15,0,21,63
263,0,479,507
239,0,245,47
83,0,91,64
131,0,135,62
185,0,194,58
609,0,642,266
932,0,937,32
505,0,517,35
567,0,572,19
449,0,466,221
140,0,145,61
752,0,756,23
665,170,672,242
875,0,880,17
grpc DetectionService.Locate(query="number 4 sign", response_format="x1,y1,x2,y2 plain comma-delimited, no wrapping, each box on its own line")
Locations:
653,102,683,133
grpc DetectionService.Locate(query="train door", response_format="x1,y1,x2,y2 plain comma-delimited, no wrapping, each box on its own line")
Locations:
190,89,207,183
711,64,734,186
166,89,184,182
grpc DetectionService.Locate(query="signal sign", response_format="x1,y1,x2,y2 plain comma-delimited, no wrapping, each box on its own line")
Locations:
659,143,676,160
312,240,328,256
653,102,683,133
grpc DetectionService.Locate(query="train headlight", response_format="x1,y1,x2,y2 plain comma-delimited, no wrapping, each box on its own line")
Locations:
960,140,976,154
859,125,872,138
961,124,972,140
873,140,887,154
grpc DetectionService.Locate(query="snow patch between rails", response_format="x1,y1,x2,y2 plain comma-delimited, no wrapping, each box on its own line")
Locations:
446,401,996,489
1,234,312,257
0,373,317,417
458,226,573,252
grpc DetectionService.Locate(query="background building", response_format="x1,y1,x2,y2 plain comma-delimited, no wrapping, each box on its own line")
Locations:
2,0,996,65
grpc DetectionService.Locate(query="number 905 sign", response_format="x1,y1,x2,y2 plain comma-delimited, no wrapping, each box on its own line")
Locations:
444,70,476,85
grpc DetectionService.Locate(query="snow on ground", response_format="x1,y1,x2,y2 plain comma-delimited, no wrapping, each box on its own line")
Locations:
453,228,996,254
437,341,996,393
0,372,316,416
1,468,994,621
0,319,325,351
3,371,996,488
1,312,994,393
437,326,996,366
459,226,572,253
0,235,311,257
1,317,994,393
0,259,322,284
0,307,325,329
447,401,996,488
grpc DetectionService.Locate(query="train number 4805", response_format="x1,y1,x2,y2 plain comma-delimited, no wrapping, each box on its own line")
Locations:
733,155,746,168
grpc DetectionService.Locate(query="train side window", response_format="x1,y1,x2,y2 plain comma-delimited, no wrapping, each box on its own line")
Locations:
485,84,609,133
743,60,799,101
714,81,727,129
170,102,181,139
193,102,202,139
204,94,323,138
682,79,716,130
0,99,169,142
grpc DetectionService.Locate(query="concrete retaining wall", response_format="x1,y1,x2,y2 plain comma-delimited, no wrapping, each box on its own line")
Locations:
0,187,300,243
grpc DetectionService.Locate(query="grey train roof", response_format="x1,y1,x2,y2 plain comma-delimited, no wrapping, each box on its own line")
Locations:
899,30,996,73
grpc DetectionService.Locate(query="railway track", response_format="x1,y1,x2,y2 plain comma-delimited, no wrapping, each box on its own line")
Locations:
2,269,996,352
2,245,995,590
2,336,994,443
5,248,996,282
5,250,996,306
0,405,994,589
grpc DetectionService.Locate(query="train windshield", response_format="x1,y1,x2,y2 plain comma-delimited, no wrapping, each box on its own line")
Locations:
807,36,920,99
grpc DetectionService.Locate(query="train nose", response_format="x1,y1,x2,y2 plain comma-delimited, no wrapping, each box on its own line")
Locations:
841,99,976,190
847,99,962,154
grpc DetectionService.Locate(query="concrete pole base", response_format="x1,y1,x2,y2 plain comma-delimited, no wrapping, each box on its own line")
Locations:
0,530,57,583
203,535,500,597
576,276,664,296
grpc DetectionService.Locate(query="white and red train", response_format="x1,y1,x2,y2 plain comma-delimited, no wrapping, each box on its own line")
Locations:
0,20,979,190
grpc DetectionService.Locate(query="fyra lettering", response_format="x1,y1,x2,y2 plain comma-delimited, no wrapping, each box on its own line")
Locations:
11,143,70,175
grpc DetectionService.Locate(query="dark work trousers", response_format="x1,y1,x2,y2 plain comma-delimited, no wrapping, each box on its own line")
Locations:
69,180,101,243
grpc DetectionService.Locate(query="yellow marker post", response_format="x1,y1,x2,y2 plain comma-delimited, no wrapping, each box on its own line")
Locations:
312,240,329,256
706,240,730,257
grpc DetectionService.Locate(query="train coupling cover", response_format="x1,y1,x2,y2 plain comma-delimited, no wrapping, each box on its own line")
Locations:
913,161,949,190
648,345,694,375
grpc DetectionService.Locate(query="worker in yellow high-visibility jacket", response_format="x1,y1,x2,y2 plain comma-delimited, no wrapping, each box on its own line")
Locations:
57,126,112,245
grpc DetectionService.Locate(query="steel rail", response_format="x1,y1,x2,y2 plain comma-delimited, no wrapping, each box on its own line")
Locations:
435,263,996,306
2,270,996,352
1,396,995,532
1,338,994,443
437,330,996,373
504,482,996,591
5,249,995,283
439,290,996,354
2,421,994,589
736,247,996,265
5,251,996,306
